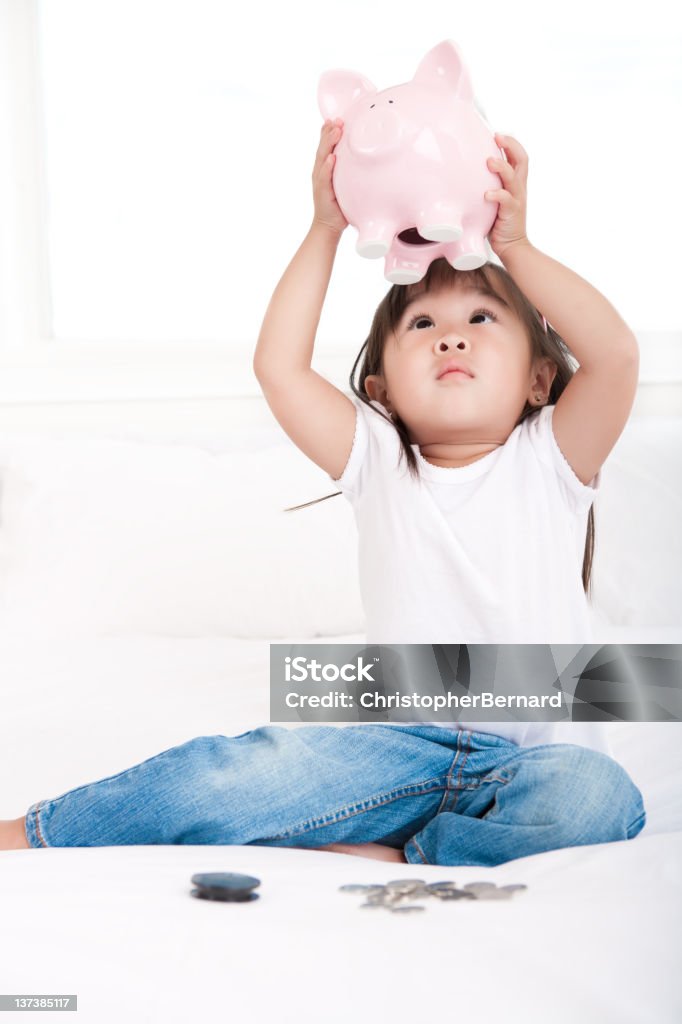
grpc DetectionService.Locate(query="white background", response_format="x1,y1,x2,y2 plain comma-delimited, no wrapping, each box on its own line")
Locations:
0,0,680,401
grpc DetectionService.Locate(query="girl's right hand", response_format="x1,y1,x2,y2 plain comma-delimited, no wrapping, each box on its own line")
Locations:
312,119,349,236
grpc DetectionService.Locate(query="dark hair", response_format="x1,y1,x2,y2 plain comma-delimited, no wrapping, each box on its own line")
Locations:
285,257,595,596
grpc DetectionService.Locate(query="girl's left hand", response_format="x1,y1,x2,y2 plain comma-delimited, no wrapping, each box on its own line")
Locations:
485,134,531,258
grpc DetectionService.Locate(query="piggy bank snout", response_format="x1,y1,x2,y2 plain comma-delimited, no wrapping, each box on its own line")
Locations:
347,107,402,157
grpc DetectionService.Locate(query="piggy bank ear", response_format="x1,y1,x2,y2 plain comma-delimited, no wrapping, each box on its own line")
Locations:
318,70,377,121
412,39,474,103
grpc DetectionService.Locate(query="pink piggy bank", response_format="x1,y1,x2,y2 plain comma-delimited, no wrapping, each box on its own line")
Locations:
317,39,504,284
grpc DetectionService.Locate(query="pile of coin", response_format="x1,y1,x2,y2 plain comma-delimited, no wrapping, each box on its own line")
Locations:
339,878,527,912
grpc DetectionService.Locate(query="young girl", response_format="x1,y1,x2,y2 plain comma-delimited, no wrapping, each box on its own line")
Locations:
0,120,646,864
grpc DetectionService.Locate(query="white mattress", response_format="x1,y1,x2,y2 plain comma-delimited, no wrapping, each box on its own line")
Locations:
1,633,681,1022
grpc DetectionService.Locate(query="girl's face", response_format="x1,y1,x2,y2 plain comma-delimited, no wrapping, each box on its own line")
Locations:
364,282,556,447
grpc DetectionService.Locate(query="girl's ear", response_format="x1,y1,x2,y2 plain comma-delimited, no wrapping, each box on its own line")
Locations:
363,373,391,409
531,358,557,398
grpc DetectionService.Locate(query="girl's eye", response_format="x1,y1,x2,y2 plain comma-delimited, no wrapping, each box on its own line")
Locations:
405,308,498,331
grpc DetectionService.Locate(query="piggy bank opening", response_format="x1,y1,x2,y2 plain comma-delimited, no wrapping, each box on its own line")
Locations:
317,39,504,284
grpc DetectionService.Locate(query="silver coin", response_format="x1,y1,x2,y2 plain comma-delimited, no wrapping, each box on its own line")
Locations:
427,881,459,892
433,889,475,901
385,879,427,888
339,884,377,893
462,882,497,893
357,885,387,896
498,884,528,893
473,889,513,900
406,886,433,899
366,891,397,904
390,904,426,913
359,902,387,909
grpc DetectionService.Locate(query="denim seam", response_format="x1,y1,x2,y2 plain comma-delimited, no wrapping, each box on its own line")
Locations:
261,780,447,840
434,730,467,815
447,729,473,813
626,810,646,838
33,803,48,848
408,835,429,865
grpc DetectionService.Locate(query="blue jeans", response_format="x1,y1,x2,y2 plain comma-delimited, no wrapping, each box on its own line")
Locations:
24,725,646,866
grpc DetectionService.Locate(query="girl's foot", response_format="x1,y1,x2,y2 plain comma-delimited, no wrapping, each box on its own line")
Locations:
0,817,30,850
313,841,407,863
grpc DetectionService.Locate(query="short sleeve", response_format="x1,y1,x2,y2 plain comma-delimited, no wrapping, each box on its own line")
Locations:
328,395,369,496
526,404,601,515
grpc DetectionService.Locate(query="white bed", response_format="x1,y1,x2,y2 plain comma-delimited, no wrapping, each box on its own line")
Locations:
1,403,681,1022
1,634,681,1024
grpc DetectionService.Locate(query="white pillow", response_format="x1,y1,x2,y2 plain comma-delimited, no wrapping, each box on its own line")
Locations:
0,435,365,638
0,415,679,637
589,417,682,626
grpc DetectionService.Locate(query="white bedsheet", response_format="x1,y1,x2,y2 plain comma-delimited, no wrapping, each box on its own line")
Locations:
1,633,681,1022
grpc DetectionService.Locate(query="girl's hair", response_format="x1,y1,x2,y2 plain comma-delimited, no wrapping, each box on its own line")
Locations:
285,257,595,596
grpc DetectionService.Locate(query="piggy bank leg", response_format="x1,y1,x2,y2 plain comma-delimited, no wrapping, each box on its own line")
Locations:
355,219,395,259
384,247,433,285
446,231,489,271
416,202,464,243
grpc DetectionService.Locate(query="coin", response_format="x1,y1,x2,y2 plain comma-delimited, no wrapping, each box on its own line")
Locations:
365,891,394,904
191,872,260,892
385,879,427,888
433,889,475,901
385,881,422,895
338,884,384,894
462,882,497,894
343,877,527,912
405,885,432,899
191,888,259,903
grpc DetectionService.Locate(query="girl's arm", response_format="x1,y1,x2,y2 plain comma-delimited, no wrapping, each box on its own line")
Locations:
486,135,639,486
253,122,356,482
501,238,639,486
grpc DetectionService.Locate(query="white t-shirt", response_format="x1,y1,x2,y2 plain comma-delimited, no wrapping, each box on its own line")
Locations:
330,395,610,756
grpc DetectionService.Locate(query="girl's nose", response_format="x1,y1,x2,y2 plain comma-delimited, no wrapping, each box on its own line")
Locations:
434,335,468,354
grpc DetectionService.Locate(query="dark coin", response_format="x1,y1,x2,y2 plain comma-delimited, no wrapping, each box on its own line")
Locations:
191,888,260,903
191,872,261,892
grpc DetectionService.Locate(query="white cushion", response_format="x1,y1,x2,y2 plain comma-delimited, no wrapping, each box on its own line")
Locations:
589,416,682,626
0,434,364,638
0,413,680,637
